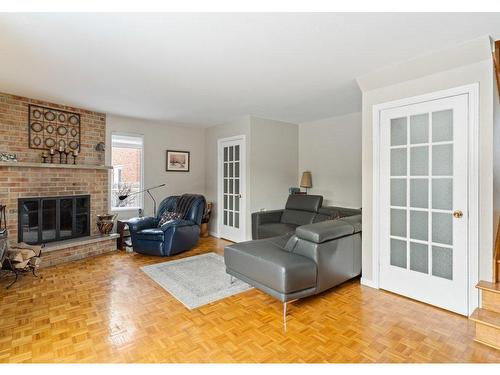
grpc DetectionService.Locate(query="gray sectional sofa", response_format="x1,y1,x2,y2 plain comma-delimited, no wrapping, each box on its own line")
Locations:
224,194,362,324
251,194,360,240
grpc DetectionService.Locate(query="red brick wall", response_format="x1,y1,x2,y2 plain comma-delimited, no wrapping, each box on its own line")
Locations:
0,92,106,165
111,147,141,183
0,167,108,240
41,237,117,268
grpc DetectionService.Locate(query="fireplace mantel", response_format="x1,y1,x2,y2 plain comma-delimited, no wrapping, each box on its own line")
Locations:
0,162,113,170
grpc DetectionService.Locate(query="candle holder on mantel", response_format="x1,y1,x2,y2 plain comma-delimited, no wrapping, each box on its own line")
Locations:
57,147,64,164
72,150,79,165
63,148,70,164
49,148,55,163
41,152,48,163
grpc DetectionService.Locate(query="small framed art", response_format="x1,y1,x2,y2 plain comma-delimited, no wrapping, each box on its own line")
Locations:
166,150,190,172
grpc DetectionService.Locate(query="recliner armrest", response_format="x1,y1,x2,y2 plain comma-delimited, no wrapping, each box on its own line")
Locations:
128,216,159,233
295,219,355,244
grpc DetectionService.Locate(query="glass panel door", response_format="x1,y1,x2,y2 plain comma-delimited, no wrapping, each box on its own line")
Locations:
379,93,469,315
219,137,245,242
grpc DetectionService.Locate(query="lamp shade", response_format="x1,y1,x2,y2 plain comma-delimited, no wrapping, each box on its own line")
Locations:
300,171,312,188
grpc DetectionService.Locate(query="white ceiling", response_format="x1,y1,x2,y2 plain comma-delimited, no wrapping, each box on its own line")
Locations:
1,13,500,127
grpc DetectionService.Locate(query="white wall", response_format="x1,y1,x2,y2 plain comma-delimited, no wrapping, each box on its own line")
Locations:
106,114,206,220
250,116,299,213
358,36,496,284
299,112,362,208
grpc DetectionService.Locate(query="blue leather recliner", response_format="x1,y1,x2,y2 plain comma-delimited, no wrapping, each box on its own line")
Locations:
128,195,206,257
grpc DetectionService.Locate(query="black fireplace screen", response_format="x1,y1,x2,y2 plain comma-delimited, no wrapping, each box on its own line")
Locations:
18,195,90,244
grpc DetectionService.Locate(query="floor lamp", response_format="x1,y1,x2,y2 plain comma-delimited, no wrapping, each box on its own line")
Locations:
118,183,166,216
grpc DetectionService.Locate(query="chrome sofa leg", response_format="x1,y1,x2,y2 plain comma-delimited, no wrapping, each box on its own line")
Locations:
282,299,297,332
283,302,287,332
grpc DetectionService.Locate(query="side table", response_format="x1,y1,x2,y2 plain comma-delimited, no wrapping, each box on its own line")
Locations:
116,220,132,251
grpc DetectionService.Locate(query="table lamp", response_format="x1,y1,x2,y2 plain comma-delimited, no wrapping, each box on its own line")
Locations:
300,171,312,194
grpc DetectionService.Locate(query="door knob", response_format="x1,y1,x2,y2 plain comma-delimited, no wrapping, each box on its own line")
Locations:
453,210,463,219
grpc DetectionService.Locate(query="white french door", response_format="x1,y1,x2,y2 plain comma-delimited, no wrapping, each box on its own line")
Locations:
379,94,470,315
218,136,246,242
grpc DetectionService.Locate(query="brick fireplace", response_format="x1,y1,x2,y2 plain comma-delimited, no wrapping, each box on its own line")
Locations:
0,92,117,267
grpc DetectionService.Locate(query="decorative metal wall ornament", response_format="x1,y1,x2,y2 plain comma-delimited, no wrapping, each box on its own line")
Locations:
28,104,81,152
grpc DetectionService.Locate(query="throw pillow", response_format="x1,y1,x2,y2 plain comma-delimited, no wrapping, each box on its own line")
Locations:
158,211,182,227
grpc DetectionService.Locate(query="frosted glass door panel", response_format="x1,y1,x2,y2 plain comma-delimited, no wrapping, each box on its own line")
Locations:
223,144,240,229
391,117,407,146
410,146,428,176
391,179,406,207
410,113,429,144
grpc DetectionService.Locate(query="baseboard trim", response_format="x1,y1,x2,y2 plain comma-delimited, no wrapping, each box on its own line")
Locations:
361,277,379,289
209,231,220,238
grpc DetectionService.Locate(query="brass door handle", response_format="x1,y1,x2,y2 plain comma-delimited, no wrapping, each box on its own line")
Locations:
453,210,463,219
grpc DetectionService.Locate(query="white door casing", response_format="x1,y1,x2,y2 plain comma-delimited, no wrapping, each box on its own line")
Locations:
370,84,479,316
217,135,246,242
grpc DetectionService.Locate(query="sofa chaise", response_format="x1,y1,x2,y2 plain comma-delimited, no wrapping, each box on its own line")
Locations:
225,212,362,325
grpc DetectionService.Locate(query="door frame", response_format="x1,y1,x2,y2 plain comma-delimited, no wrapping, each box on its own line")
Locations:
217,134,247,242
370,83,479,316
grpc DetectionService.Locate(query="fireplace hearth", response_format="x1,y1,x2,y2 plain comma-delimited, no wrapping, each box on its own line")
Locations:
18,195,90,245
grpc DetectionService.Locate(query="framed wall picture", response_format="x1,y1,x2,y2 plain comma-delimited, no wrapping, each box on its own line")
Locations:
166,150,190,172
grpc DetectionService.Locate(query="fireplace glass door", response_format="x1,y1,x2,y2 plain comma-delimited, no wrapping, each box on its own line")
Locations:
19,195,90,244
21,200,39,244
60,198,74,239
75,197,89,237
42,199,56,241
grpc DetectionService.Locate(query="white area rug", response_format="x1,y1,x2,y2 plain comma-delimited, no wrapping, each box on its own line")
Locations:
141,252,252,309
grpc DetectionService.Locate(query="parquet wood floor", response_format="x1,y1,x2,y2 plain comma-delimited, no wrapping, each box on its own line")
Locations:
0,236,499,363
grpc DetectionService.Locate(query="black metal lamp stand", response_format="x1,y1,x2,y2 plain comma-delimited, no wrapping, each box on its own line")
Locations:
118,183,166,216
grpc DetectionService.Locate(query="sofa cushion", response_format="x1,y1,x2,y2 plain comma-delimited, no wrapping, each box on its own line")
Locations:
281,209,316,226
312,213,336,223
258,222,297,238
338,215,362,233
319,206,361,218
135,228,164,241
285,194,323,212
296,220,354,244
224,239,317,294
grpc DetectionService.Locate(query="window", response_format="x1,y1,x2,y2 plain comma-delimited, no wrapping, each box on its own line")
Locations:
111,133,144,210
